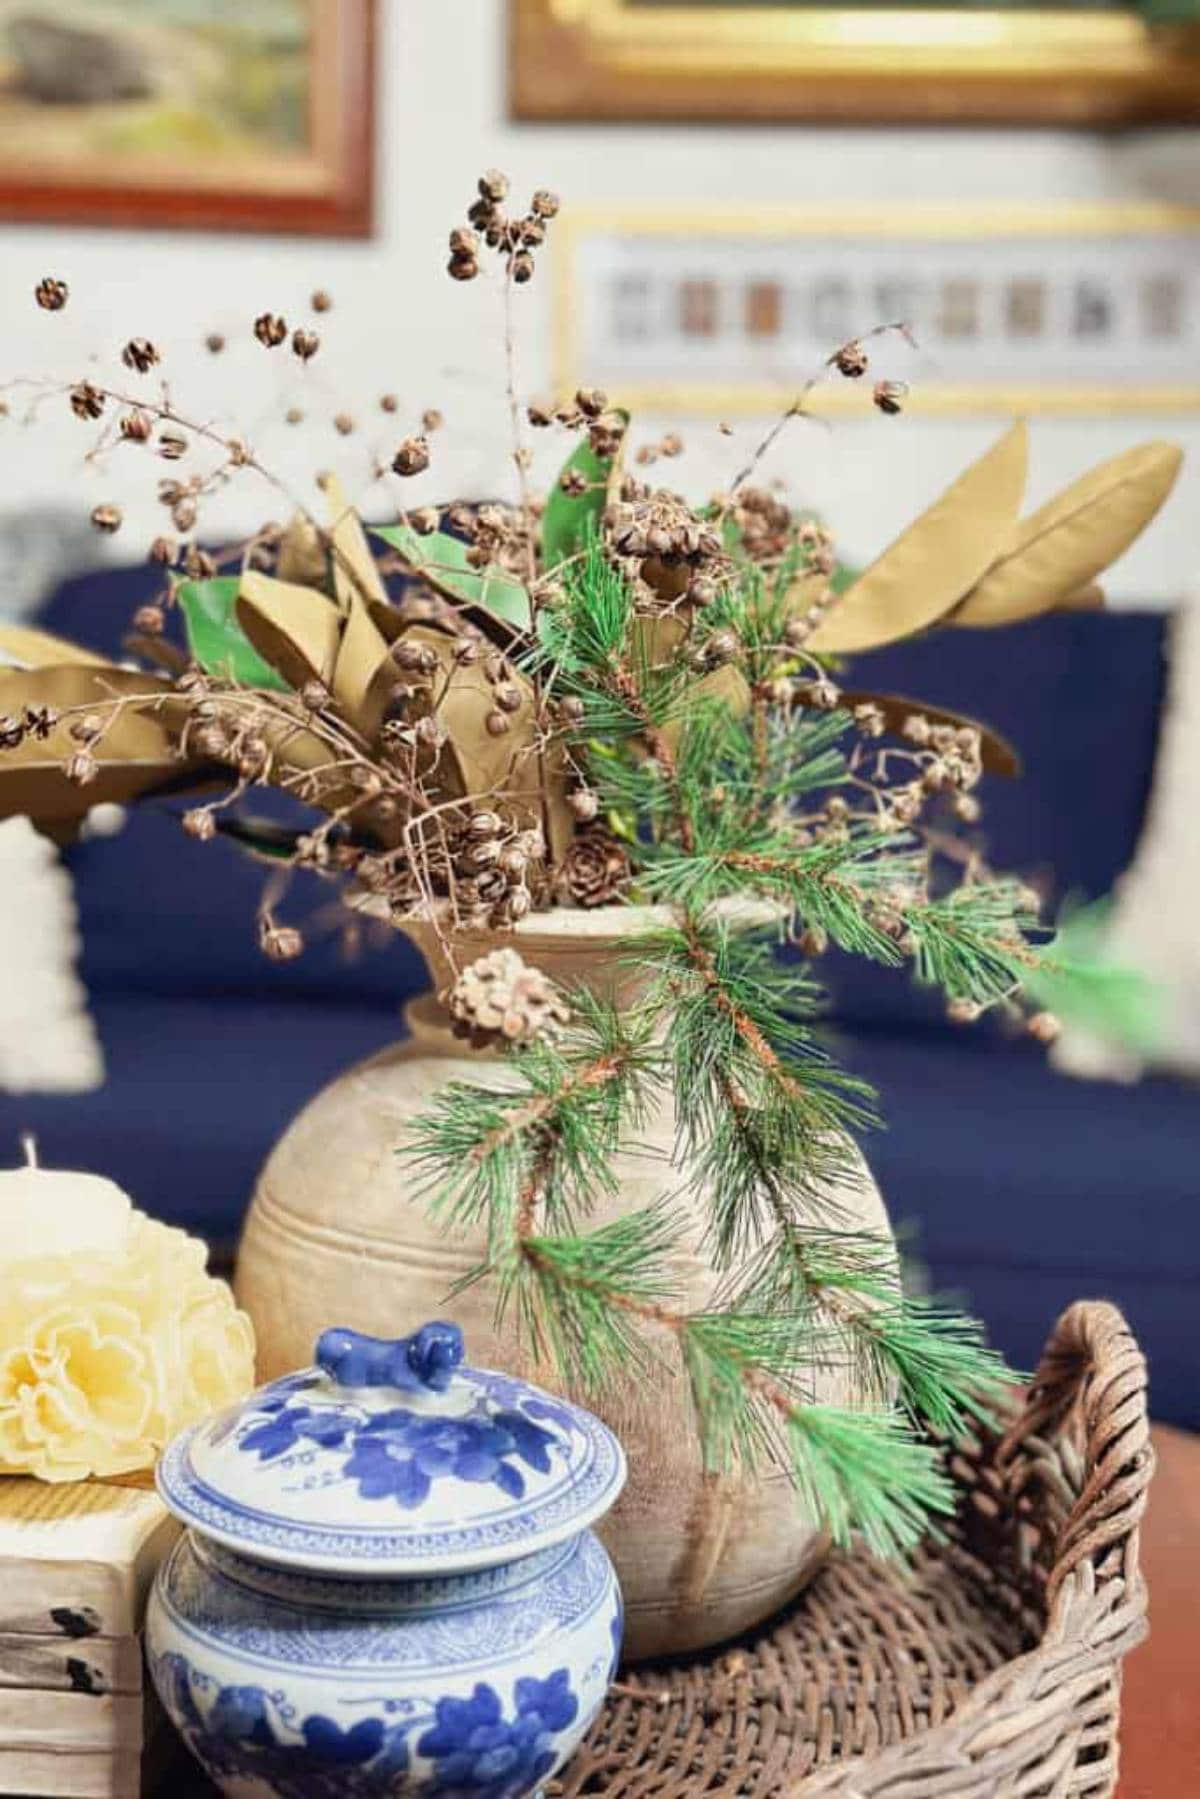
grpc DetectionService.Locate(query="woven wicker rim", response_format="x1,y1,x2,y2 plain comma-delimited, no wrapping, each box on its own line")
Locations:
560,1301,1152,1798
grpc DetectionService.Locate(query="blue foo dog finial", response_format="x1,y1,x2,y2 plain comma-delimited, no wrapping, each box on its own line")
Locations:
315,1321,465,1393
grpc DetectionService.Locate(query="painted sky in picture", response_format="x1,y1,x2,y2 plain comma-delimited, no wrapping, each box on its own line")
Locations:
0,0,313,188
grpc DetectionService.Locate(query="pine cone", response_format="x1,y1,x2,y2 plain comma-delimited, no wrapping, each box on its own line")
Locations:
559,830,631,909
447,949,570,1048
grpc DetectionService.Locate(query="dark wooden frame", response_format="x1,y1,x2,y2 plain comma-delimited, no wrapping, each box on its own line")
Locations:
0,0,376,237
510,0,1200,127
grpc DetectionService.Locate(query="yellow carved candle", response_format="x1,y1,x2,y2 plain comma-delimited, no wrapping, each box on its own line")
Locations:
0,1140,255,1482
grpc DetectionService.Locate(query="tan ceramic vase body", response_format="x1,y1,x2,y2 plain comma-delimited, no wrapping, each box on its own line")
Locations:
235,906,893,1660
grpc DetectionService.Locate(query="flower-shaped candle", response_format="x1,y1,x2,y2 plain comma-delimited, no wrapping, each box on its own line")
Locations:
0,1141,255,1482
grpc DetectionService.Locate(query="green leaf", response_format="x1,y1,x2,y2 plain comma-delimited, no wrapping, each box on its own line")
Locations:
373,526,530,630
1024,900,1164,1055
175,577,289,691
541,411,629,572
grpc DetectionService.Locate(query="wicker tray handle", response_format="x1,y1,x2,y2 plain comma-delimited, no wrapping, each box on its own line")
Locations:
996,1299,1154,1613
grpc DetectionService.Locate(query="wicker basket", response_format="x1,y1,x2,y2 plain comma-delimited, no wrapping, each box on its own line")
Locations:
560,1300,1153,1798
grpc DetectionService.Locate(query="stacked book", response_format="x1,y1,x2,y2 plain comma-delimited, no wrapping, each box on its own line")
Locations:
0,1477,178,1798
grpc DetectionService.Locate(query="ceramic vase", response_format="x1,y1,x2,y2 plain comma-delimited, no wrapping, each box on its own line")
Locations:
235,906,894,1660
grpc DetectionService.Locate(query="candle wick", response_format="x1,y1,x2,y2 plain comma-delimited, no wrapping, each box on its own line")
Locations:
19,1134,38,1170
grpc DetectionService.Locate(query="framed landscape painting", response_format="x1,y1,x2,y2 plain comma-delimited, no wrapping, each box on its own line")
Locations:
0,0,374,235
511,0,1200,124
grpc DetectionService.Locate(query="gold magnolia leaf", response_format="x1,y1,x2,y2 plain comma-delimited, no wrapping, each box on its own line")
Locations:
837,688,1021,779
0,665,192,824
325,474,388,610
806,422,1028,654
1056,582,1106,613
323,475,394,732
951,441,1182,629
237,571,341,692
276,512,330,589
0,624,112,671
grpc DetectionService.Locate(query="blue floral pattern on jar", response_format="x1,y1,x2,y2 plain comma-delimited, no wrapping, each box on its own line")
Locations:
155,1649,581,1798
238,1394,566,1511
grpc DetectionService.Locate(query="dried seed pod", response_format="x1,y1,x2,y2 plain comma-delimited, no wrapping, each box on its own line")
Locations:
260,921,304,962
254,312,288,348
509,250,535,285
182,808,216,841
575,387,607,419
35,276,69,312
285,407,304,426
392,639,430,671
449,227,478,256
834,341,869,379
119,409,152,443
530,189,560,220
66,750,98,786
122,337,160,374
410,506,439,535
485,709,511,737
133,604,165,635
392,436,430,477
333,412,355,436
192,723,230,759
172,497,198,532
70,382,104,421
447,253,479,282
301,680,330,711
311,289,333,313
90,503,122,534
479,168,509,202
149,536,178,566
292,327,320,361
158,432,188,461
205,331,226,354
421,408,443,434
568,789,599,822
22,705,58,741
527,401,554,428
493,682,523,714
0,714,25,749
873,380,907,416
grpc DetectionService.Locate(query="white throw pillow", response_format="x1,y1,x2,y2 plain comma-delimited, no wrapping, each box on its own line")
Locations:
0,817,104,1093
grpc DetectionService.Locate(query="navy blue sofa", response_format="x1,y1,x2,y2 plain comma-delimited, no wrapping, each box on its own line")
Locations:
3,564,1196,1425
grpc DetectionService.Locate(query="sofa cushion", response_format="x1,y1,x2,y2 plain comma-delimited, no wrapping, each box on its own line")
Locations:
838,1026,1198,1426
0,992,404,1255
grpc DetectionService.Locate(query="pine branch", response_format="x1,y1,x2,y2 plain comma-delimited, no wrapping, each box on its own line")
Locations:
401,990,659,1249
507,1207,958,1560
904,880,1040,1006
612,920,878,1275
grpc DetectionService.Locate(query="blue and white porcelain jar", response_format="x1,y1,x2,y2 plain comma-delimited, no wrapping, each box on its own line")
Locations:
146,1321,626,1798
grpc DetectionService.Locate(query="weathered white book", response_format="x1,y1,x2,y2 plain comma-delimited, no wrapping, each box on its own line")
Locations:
0,1478,180,1795
0,1477,177,1641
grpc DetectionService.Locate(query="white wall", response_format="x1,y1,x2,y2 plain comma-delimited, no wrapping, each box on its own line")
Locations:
1,0,1197,604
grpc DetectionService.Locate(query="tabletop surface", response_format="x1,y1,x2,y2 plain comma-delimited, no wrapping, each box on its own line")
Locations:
161,1425,1198,1797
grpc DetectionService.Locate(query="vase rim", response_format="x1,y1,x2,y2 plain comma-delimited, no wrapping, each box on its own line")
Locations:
354,894,781,947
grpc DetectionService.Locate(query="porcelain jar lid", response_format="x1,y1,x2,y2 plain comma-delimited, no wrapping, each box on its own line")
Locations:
157,1322,625,1576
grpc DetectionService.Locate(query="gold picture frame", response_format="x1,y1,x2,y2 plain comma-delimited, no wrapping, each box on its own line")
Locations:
553,202,1200,416
511,0,1200,125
